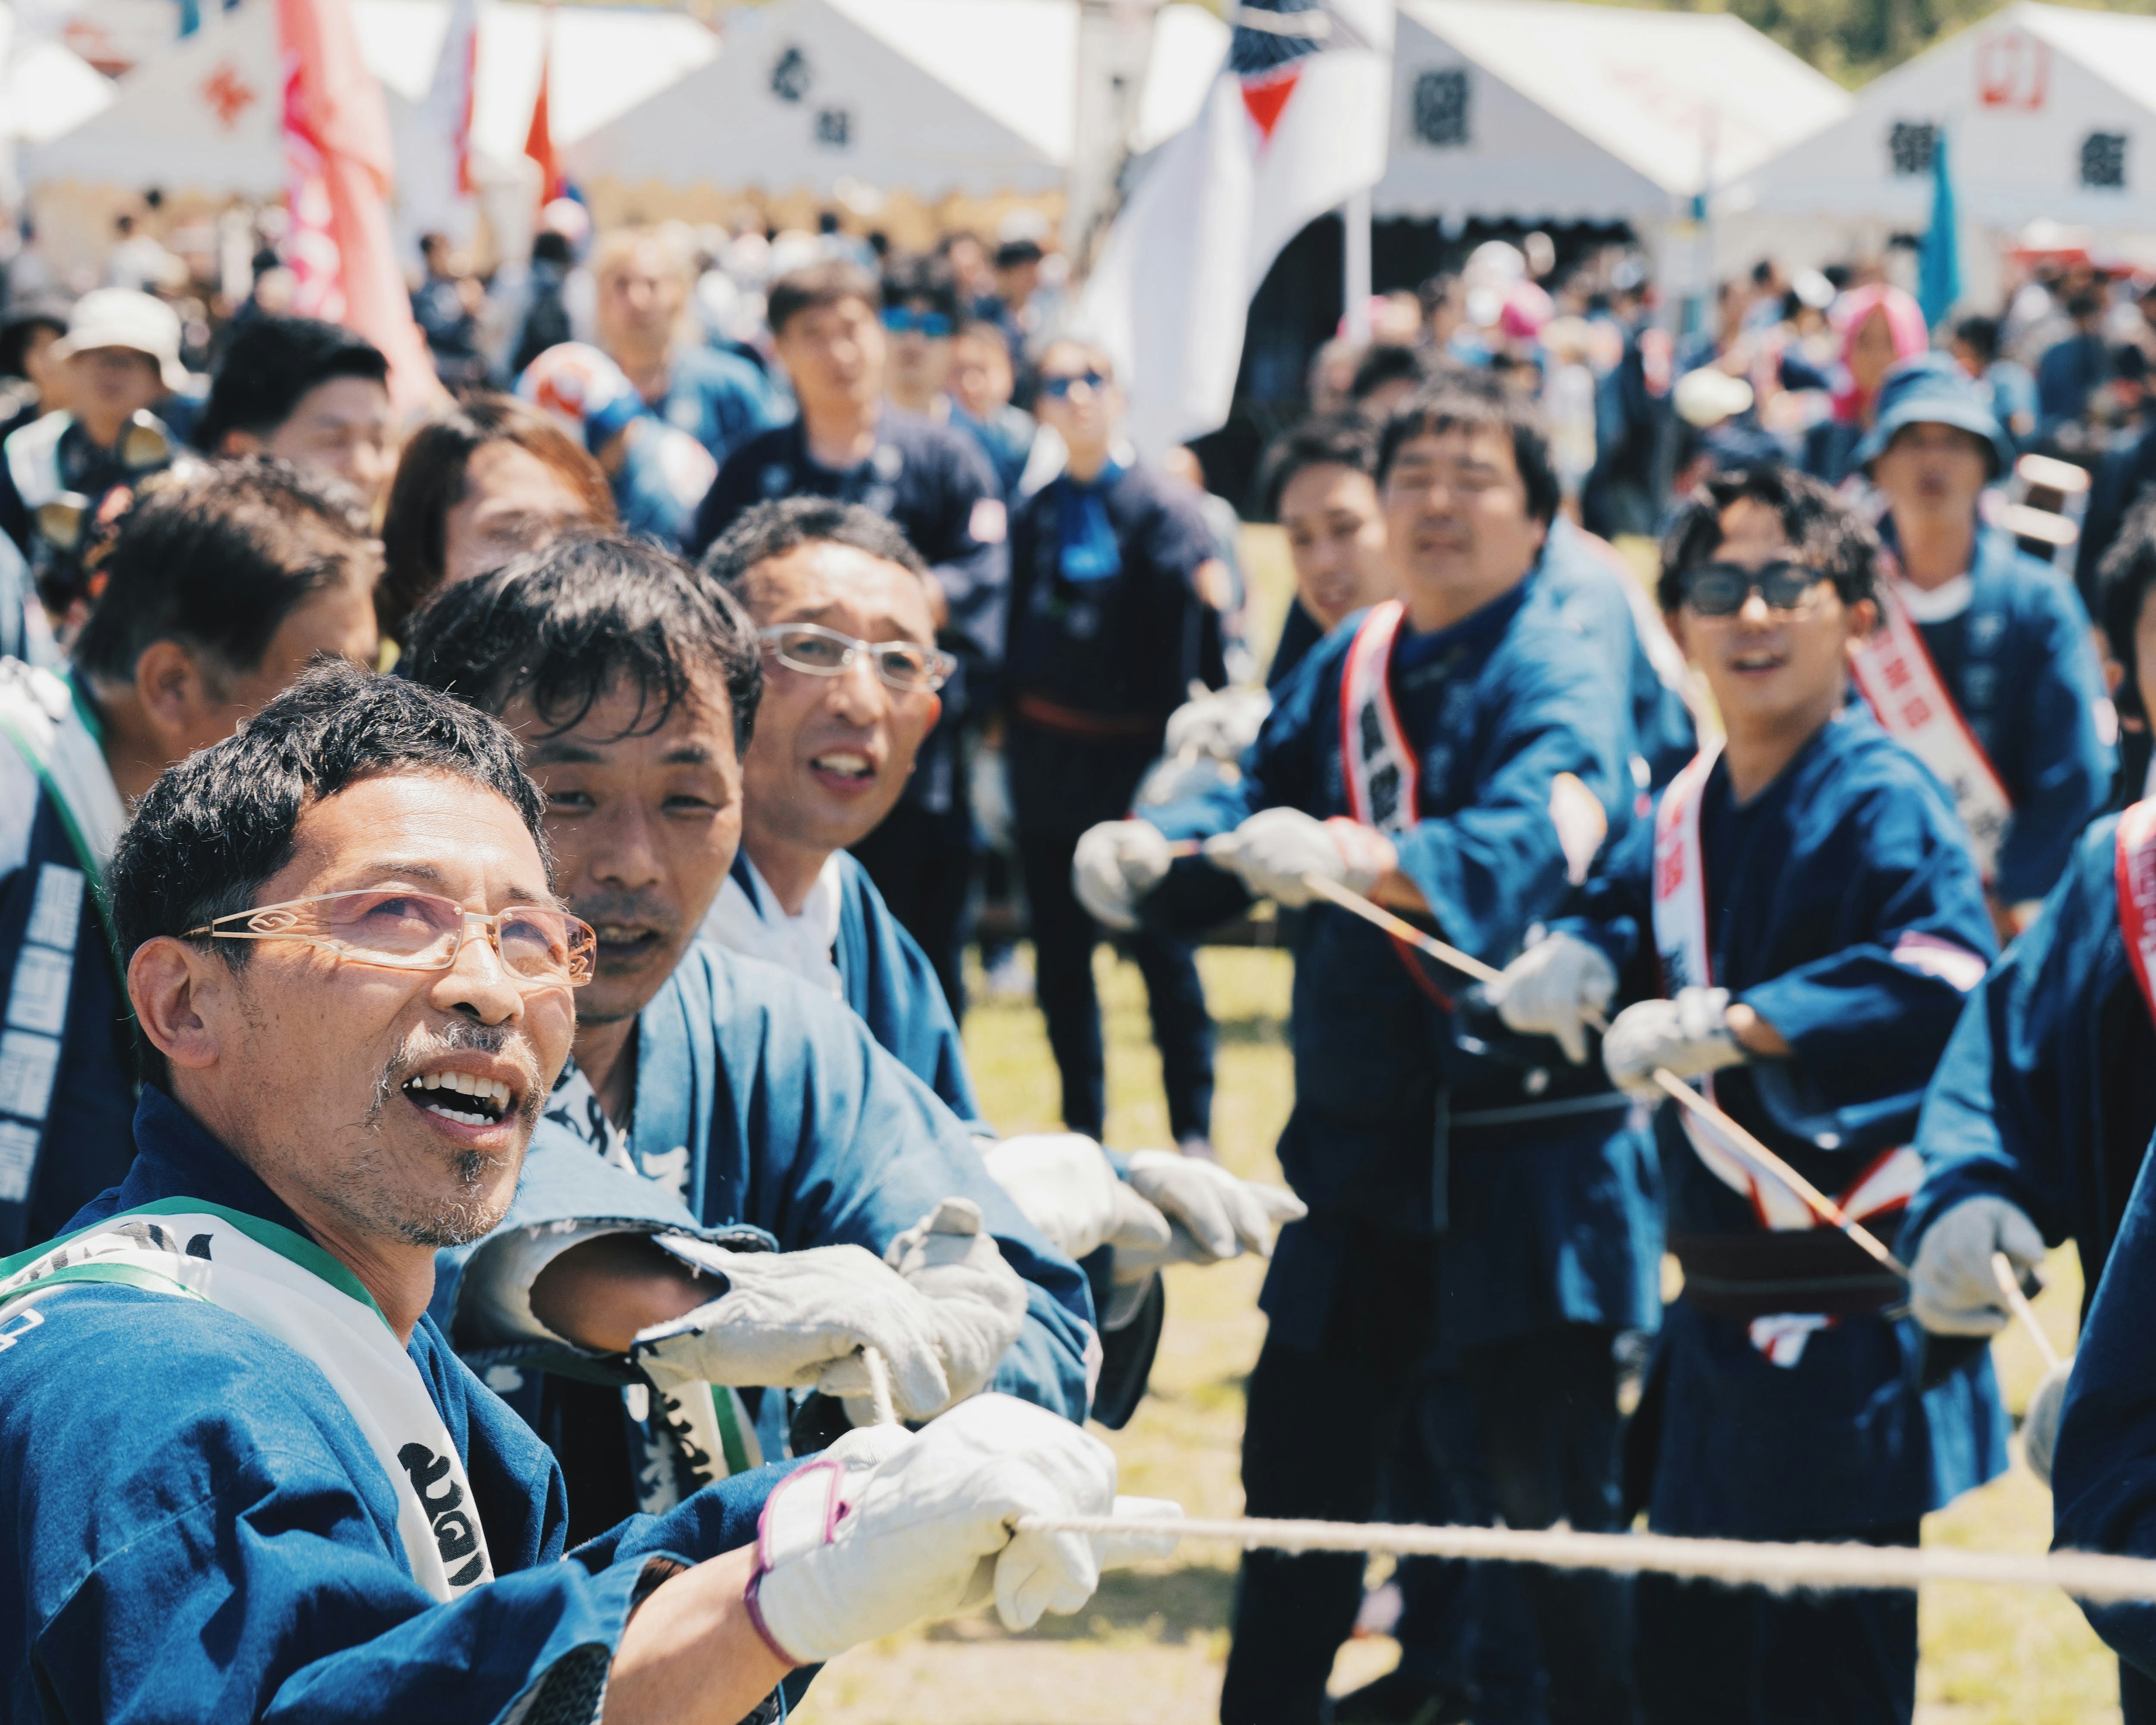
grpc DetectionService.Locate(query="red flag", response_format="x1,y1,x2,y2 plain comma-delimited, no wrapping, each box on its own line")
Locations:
524,11,562,203
277,0,441,413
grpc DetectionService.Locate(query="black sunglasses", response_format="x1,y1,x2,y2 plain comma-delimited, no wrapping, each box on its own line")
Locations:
1680,560,1826,616
1039,371,1108,399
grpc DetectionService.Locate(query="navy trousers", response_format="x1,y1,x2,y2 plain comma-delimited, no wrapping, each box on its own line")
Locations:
1015,825,1214,1143
1634,1521,1920,1724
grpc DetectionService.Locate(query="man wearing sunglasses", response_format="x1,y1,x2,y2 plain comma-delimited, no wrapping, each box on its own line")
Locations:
695,497,1300,1431
880,255,960,424
404,533,1097,1525
0,663,1141,1722
0,459,379,1262
689,262,1007,1021
1852,354,2111,937
1490,466,2000,1725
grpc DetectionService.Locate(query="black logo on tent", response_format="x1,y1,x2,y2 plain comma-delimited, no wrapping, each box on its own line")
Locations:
397,1442,486,1587
2081,132,2127,190
816,108,852,150
1413,69,1470,148
1888,121,1936,177
771,46,811,103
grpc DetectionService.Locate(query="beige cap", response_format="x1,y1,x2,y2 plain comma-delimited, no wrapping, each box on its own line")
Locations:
52,288,190,394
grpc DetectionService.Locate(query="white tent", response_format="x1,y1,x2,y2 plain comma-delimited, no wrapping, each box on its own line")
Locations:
1728,3,2156,278
1375,0,1852,226
0,3,115,150
22,0,713,199
569,0,1071,200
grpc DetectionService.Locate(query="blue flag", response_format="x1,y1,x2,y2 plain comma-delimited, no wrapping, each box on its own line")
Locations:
1919,129,1962,329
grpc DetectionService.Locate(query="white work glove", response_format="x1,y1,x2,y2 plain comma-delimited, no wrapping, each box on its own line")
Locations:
747,1394,1181,1662
981,1133,1173,1264
1907,1196,2049,1337
1201,808,1390,909
851,1198,1029,1418
1601,986,1747,1099
2021,1357,2073,1488
1162,685,1272,763
1116,1149,1306,1270
1488,931,1618,1065
630,1242,950,1417
1073,819,1173,932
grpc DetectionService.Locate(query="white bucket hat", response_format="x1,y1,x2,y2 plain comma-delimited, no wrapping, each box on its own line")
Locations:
52,288,190,394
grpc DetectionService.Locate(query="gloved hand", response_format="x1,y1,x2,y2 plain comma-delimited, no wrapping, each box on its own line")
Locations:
747,1394,1156,1662
1907,1196,2049,1336
833,1198,1026,1418
1488,931,1618,1065
1116,1149,1306,1269
2021,1357,2073,1487
980,1133,1173,1264
1162,685,1272,764
1202,809,1391,909
1073,819,1173,932
630,1242,950,1417
1601,986,1747,1099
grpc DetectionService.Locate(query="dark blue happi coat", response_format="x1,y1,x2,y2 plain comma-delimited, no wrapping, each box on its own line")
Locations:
1,1088,789,1725
1906,811,2156,1297
1141,555,1662,1363
1565,709,2007,1538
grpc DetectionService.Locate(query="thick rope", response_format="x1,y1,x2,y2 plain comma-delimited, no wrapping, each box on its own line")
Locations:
1012,1514,2156,1605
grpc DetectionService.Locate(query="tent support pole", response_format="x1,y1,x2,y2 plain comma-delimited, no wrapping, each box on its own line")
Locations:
1344,186,1372,343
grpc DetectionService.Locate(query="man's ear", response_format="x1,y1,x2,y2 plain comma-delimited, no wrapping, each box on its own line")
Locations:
134,640,216,758
218,428,265,458
128,936,225,1073
1846,596,1880,645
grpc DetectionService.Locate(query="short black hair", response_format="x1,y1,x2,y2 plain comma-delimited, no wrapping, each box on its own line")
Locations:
994,239,1044,270
767,261,881,337
74,458,378,688
194,317,389,452
1953,314,2002,366
109,662,546,1085
1376,375,1561,527
1658,464,1879,611
881,254,961,326
2099,495,2156,720
1349,344,1429,405
405,532,762,751
1258,416,1379,518
698,497,932,618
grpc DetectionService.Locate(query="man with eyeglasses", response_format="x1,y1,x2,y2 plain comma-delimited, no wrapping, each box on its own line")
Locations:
1852,354,2111,937
403,533,1097,1533
1076,377,1653,1725
689,261,1007,1020
0,459,379,1260
695,497,1299,1430
1490,466,2002,1725
0,661,1146,1723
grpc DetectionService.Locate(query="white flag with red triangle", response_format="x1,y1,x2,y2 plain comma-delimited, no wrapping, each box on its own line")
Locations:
1078,0,1393,457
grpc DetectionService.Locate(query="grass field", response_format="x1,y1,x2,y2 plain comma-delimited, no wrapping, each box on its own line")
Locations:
793,946,2119,1725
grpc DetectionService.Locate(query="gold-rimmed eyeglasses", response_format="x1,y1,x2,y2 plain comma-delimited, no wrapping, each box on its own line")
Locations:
186,888,595,988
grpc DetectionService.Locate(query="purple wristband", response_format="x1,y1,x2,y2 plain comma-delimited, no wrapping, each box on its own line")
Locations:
742,1569,801,1668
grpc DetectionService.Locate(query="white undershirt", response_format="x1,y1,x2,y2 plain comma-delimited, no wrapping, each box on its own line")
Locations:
699,851,845,998
1894,573,1974,623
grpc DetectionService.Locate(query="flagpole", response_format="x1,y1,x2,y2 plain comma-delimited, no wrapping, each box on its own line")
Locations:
1343,186,1372,343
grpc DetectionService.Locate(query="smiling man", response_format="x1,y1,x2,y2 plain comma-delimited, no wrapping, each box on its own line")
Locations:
0,663,1132,1721
1076,377,1652,1725
403,533,1096,1537
1497,465,2002,1725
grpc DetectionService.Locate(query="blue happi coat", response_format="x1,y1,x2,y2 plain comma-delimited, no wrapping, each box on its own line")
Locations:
0,1087,791,1725
436,941,1093,1422
1906,811,2156,1297
1565,709,2008,1538
1875,527,2112,906
1140,553,1662,1363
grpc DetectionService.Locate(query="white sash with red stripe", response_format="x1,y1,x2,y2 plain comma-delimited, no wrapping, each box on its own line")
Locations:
1848,585,2013,881
1651,745,1927,1362
1338,600,1419,839
2115,799,2156,1026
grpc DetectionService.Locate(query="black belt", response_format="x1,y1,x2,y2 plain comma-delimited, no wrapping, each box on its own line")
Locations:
1670,1230,1905,1321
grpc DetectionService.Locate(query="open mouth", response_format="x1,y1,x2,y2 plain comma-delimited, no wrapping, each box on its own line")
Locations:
809,750,876,786
1729,646,1787,674
591,923,666,963
401,1069,515,1128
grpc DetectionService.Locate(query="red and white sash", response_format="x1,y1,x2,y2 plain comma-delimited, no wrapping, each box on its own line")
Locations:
1650,744,1926,1238
1848,585,2013,881
1339,600,1419,838
2114,799,2156,1026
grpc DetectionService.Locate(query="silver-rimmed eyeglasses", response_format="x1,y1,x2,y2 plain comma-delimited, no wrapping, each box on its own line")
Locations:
757,622,954,693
